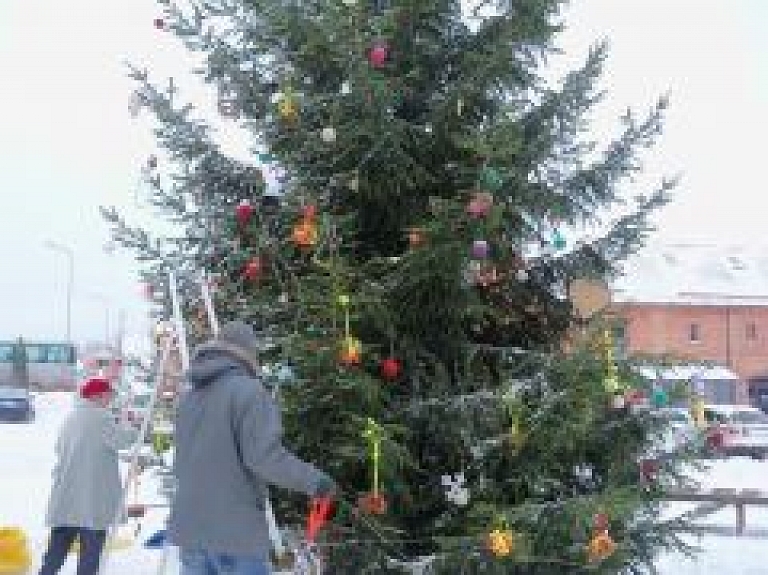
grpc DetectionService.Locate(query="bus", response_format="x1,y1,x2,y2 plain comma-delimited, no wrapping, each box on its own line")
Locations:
0,340,77,391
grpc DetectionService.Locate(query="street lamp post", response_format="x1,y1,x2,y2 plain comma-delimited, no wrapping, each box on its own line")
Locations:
44,241,74,344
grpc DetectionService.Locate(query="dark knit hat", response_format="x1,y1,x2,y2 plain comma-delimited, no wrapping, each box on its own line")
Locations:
217,321,260,356
80,377,113,399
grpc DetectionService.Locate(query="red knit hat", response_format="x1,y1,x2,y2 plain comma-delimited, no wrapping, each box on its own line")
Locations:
80,377,113,399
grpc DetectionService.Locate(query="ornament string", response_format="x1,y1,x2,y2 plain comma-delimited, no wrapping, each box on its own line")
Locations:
362,418,383,496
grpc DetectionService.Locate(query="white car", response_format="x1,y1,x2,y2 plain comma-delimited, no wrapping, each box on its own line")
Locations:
704,405,768,459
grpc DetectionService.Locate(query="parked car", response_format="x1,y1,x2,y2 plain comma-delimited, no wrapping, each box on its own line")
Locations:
655,407,697,453
0,386,34,423
703,405,768,459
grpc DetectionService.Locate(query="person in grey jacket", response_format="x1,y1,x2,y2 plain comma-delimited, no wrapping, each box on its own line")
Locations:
39,376,136,575
167,321,335,575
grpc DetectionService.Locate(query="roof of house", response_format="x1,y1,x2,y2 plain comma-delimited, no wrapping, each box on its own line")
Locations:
636,364,741,381
613,243,768,306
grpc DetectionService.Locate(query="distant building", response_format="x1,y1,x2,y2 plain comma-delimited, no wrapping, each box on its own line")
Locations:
611,244,768,408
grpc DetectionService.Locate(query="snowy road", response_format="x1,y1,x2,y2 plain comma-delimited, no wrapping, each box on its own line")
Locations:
2,393,768,574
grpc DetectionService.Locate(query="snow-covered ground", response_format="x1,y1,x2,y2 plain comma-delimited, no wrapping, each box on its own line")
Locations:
2,393,768,574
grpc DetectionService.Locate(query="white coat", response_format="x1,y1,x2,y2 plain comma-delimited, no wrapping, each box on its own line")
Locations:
45,398,136,530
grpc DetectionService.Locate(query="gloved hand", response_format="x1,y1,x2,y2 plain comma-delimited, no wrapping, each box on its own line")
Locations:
313,472,337,499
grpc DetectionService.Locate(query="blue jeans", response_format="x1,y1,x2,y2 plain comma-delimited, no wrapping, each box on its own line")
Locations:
179,549,272,575
39,526,107,575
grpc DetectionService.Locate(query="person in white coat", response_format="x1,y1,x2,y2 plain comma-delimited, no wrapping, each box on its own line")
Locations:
39,377,136,575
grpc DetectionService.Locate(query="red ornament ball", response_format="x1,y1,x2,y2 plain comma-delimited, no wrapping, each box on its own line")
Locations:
235,200,254,226
154,18,165,29
243,257,262,281
380,357,402,381
368,42,389,68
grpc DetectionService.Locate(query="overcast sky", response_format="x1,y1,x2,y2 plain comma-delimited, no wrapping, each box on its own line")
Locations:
0,0,766,352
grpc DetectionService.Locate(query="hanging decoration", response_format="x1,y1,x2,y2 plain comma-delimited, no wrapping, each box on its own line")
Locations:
358,418,387,514
551,227,567,251
486,518,514,557
320,127,337,143
337,295,361,365
154,18,165,29
479,165,504,192
441,472,469,506
640,458,660,484
379,357,402,381
600,329,621,394
586,529,616,563
368,41,390,68
407,227,426,248
466,191,494,218
243,257,263,281
471,239,490,260
276,88,299,122
651,385,668,408
292,206,319,249
691,396,707,429
235,200,254,227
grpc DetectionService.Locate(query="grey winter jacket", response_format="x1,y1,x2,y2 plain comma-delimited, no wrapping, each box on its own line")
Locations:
45,398,136,530
167,343,330,556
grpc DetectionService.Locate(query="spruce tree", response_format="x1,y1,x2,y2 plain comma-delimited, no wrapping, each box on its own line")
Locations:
104,0,688,571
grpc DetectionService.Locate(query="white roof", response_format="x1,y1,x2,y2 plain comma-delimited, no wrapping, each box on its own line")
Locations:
636,365,740,381
703,404,763,414
614,243,768,305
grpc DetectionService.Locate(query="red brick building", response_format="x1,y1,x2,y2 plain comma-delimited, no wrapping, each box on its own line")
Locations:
616,296,768,377
607,245,768,407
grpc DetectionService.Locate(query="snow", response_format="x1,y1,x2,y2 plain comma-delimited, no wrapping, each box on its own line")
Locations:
3,393,768,574
614,243,768,304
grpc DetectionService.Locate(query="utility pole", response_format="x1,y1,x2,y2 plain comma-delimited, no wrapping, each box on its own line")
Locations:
44,241,74,344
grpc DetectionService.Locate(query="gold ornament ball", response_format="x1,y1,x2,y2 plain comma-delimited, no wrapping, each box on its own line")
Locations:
487,529,514,557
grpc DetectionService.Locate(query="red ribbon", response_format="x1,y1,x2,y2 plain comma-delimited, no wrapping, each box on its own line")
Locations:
306,496,333,544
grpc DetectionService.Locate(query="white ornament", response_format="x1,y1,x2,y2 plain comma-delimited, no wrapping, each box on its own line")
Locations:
515,269,529,282
321,127,336,143
340,82,351,95
441,472,470,506
612,394,626,410
424,124,433,134
573,463,593,482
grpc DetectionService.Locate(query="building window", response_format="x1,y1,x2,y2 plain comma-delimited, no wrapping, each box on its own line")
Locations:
689,323,701,343
747,322,758,340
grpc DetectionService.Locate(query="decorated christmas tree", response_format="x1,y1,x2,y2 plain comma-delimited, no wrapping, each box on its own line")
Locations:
104,0,690,571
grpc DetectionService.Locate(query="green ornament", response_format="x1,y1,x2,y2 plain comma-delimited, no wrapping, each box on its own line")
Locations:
480,166,504,192
651,387,668,408
551,229,566,250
